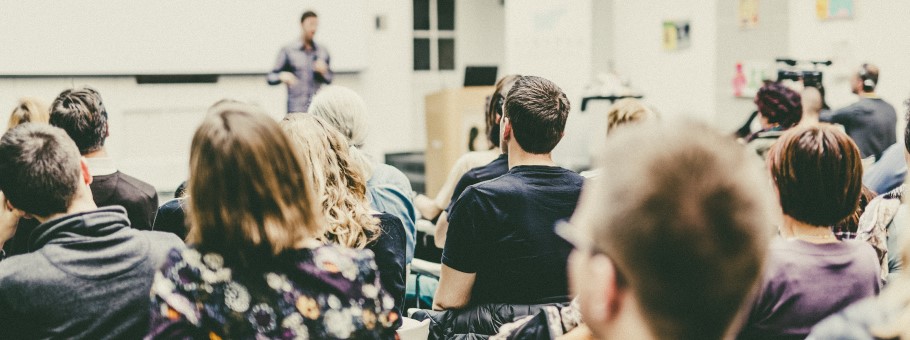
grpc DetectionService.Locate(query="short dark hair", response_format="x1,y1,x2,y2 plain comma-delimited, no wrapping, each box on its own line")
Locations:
578,121,772,339
49,87,108,155
768,125,863,226
903,99,910,154
301,10,318,23
503,76,570,154
755,82,802,128
0,123,83,217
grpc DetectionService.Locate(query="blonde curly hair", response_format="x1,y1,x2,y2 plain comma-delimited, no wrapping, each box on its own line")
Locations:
280,114,380,249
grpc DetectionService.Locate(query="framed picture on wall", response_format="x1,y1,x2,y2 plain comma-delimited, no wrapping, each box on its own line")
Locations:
817,0,854,20
739,0,759,29
662,20,691,51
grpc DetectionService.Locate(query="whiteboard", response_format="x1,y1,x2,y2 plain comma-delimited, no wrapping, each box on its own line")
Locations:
0,0,369,75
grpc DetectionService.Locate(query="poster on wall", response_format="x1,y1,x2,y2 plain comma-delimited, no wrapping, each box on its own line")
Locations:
662,20,691,51
739,0,759,29
817,0,854,20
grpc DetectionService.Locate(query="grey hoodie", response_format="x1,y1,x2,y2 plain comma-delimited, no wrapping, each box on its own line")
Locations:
0,206,184,339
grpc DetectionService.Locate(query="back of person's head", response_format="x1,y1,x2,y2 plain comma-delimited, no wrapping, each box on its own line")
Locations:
49,87,108,155
768,124,863,226
503,76,570,154
801,86,823,116
7,98,49,130
486,74,521,148
0,123,83,218
308,85,369,148
858,63,880,92
280,114,380,249
755,82,802,128
186,103,323,264
570,121,772,340
904,101,910,155
606,98,656,134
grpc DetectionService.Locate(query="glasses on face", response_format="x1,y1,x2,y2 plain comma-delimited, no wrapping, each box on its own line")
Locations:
555,220,627,286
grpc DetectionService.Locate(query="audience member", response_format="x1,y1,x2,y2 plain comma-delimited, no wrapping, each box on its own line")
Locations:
309,85,417,263
147,103,400,339
854,115,910,284
821,63,897,160
280,114,407,315
498,121,775,339
799,86,823,126
0,123,183,339
580,98,656,178
739,125,881,340
808,235,910,339
416,74,520,222
746,82,802,159
49,87,158,229
6,97,49,130
433,76,583,310
433,75,520,248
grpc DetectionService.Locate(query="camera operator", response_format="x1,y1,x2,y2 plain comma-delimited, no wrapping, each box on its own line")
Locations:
821,63,897,160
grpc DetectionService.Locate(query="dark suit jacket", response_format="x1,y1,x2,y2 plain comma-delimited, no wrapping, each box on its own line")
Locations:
90,171,158,230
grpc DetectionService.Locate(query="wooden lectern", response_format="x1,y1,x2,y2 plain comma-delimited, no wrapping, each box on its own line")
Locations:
424,86,494,197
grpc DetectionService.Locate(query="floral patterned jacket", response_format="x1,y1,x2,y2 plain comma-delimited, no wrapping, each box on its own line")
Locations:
145,245,400,339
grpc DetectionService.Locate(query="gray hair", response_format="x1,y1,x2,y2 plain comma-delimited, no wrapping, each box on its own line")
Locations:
308,85,374,178
309,85,369,148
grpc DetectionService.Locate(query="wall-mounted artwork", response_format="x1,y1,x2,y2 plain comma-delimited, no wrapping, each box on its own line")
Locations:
739,0,760,29
662,20,691,51
817,0,854,20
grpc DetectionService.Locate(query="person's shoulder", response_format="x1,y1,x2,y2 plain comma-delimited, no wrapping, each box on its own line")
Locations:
311,244,380,274
112,171,157,199
0,252,51,281
808,297,881,340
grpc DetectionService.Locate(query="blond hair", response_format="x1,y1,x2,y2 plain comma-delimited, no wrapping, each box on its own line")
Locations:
186,103,323,263
7,98,49,130
281,114,381,249
606,98,655,134
308,85,375,178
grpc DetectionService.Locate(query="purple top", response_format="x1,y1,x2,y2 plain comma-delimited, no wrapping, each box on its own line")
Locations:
738,238,881,340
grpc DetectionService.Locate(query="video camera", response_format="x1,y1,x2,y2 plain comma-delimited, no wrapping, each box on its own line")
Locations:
775,58,832,88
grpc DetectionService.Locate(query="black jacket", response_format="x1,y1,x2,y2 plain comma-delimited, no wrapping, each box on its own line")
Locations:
411,301,570,340
91,171,158,230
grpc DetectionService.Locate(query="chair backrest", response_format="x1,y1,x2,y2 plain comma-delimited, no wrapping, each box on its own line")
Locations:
397,317,431,340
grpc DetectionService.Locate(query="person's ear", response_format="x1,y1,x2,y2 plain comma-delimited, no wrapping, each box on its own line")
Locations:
80,158,93,186
502,118,513,143
5,200,30,220
587,255,624,323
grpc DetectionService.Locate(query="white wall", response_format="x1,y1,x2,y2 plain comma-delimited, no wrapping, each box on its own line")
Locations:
715,0,789,132
612,0,718,123
788,1,910,123
504,0,593,169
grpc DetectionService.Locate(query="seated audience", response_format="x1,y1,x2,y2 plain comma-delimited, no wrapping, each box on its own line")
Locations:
281,114,407,315
746,82,802,159
6,97,49,130
580,98,656,178
50,87,158,229
739,124,881,340
497,121,775,339
416,74,520,222
309,85,417,263
433,76,583,310
821,63,897,161
0,123,183,339
808,235,910,339
433,75,520,248
798,86,823,126
147,103,400,339
854,117,910,284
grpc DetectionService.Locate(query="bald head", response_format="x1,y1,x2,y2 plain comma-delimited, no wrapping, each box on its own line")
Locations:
800,87,823,126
